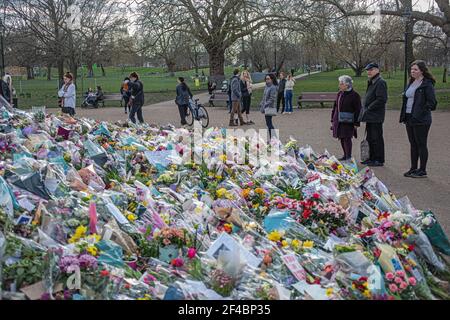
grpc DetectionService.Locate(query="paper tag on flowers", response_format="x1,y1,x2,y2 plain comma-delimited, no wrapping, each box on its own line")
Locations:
281,254,306,281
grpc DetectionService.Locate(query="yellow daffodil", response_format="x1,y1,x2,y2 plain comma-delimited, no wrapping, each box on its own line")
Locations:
75,225,87,237
291,239,301,249
303,240,314,249
253,203,260,208
86,246,98,256
281,240,288,248
267,230,282,242
363,290,371,298
215,175,222,180
326,288,334,297
127,213,137,222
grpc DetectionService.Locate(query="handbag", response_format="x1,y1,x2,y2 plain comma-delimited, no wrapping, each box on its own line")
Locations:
265,107,277,116
338,112,354,123
337,95,354,123
360,127,370,162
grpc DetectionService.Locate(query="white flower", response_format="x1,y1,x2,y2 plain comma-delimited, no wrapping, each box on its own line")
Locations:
422,216,434,226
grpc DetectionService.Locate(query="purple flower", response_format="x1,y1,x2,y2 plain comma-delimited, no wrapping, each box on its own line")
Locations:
78,254,98,270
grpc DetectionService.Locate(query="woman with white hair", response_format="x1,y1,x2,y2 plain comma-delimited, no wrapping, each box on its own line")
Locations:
330,75,362,161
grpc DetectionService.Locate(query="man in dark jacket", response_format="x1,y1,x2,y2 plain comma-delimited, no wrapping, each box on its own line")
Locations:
359,63,388,167
128,72,145,124
277,72,286,113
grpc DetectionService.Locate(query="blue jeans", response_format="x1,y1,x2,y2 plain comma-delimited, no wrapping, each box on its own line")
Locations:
285,90,293,112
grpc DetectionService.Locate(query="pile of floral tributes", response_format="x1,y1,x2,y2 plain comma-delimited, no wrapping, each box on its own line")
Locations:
1,105,450,300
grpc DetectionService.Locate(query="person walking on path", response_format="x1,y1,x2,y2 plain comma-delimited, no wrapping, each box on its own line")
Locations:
277,72,286,113
240,70,254,124
331,75,362,161
121,77,131,114
128,72,145,124
260,73,278,140
400,60,437,179
359,63,388,167
175,77,193,126
58,72,76,116
284,74,295,114
229,68,245,126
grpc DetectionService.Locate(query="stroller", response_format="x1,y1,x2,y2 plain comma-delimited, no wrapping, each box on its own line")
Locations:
81,87,103,108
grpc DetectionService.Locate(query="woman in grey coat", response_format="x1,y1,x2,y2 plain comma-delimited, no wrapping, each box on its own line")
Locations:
260,73,278,140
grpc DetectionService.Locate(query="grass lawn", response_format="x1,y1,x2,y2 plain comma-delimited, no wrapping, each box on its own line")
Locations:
13,66,237,108
249,68,450,110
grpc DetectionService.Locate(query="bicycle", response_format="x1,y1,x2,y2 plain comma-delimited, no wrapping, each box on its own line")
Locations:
186,98,209,128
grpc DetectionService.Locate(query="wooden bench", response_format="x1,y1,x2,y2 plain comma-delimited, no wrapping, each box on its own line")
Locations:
98,94,123,108
298,92,337,108
208,91,229,107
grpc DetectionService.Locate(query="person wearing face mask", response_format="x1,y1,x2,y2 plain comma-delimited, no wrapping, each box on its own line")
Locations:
400,60,437,178
359,63,388,167
331,75,362,161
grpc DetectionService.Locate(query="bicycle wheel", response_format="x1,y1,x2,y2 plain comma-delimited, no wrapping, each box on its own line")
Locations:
185,106,194,126
197,104,209,128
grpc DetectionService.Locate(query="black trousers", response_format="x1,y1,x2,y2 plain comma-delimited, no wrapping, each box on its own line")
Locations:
366,123,385,163
123,96,130,112
265,115,275,139
276,92,285,113
242,95,251,114
129,104,144,124
178,104,188,125
406,120,431,171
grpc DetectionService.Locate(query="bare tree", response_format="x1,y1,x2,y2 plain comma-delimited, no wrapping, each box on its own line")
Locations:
137,0,318,79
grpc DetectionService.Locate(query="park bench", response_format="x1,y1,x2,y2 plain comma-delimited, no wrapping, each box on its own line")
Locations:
297,92,337,108
208,91,229,108
98,93,123,107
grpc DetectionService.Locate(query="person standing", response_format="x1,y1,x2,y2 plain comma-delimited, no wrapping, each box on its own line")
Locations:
276,72,286,113
175,77,193,126
128,72,145,124
240,70,254,124
229,68,245,126
284,74,295,114
121,77,131,114
359,63,388,167
260,73,278,140
58,72,76,116
400,60,437,178
331,75,362,161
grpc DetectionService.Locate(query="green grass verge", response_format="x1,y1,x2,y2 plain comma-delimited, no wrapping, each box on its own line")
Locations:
249,68,450,110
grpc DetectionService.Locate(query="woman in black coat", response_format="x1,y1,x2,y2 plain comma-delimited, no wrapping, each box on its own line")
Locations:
400,60,437,178
331,75,362,161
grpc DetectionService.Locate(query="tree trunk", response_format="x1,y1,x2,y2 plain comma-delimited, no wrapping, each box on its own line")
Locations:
26,66,34,79
166,59,177,73
87,63,94,78
57,58,64,87
443,36,450,83
207,46,225,77
101,64,106,77
353,66,364,77
47,64,52,80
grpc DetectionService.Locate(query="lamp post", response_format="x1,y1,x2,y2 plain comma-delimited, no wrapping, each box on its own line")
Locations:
402,7,412,90
273,34,277,74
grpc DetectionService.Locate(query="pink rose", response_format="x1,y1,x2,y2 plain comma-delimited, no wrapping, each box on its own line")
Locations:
395,270,405,278
389,284,398,293
399,282,408,290
408,277,417,286
187,247,197,259
385,272,395,281
394,277,403,284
